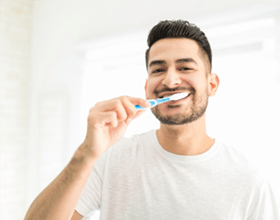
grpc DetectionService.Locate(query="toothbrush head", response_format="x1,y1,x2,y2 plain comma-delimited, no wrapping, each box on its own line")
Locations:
168,92,189,101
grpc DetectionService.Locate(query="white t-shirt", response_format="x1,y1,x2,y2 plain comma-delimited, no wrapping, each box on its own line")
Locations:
76,130,280,219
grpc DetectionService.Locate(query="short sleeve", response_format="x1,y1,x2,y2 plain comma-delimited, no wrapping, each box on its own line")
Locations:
252,178,280,220
75,151,108,217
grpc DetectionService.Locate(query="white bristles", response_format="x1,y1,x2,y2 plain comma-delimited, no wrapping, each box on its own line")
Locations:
168,92,189,101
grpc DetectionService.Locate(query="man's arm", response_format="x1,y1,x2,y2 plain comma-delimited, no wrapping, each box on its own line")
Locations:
71,210,84,220
24,96,149,220
24,146,96,220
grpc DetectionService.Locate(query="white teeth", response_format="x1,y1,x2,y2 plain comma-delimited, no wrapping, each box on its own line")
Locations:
160,93,190,99
159,94,174,98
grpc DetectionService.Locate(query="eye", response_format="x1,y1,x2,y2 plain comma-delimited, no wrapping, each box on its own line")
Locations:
179,67,192,71
152,68,165,74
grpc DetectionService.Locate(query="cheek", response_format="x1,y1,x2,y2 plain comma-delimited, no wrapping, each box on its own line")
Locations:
193,75,208,90
146,78,159,94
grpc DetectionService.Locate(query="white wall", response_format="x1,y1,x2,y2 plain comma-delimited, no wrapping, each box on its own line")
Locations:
28,0,280,215
27,0,280,212
29,0,280,164
1,0,280,219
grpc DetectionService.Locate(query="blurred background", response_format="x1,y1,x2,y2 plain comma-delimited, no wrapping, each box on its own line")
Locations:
1,0,280,219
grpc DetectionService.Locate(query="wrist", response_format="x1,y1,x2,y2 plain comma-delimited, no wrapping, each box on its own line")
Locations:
73,143,99,166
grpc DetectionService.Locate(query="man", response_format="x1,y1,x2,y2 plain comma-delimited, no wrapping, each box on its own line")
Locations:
24,20,279,220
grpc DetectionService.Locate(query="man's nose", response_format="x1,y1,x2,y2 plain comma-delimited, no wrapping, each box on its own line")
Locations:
161,67,182,88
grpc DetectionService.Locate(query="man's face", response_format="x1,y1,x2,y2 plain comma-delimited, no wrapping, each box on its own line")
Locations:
145,38,213,125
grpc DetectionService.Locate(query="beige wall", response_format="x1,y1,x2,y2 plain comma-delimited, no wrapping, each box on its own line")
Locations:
0,0,34,219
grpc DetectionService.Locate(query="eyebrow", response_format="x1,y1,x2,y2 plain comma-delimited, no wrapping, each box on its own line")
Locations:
148,58,198,68
176,58,198,65
148,60,166,68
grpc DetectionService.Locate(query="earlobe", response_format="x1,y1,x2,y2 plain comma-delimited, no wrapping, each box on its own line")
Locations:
208,73,220,96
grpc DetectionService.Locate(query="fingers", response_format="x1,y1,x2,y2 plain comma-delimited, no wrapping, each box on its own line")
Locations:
90,96,150,127
99,112,119,127
128,96,151,108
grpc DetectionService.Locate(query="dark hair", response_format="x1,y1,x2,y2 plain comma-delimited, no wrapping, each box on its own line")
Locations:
145,20,212,71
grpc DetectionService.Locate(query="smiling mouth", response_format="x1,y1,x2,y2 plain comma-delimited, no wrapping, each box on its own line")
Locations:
170,93,193,106
158,93,191,99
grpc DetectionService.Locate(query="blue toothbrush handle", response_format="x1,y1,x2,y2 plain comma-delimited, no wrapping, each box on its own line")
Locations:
135,105,147,110
135,97,170,110
135,100,156,110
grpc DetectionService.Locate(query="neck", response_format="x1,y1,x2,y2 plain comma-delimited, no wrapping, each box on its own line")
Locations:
156,114,214,156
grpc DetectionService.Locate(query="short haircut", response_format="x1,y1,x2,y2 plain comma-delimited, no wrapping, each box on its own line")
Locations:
145,20,212,72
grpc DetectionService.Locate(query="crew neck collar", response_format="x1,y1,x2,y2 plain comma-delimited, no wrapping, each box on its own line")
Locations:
149,129,220,163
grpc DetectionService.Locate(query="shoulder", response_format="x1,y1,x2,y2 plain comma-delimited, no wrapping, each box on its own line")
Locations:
218,141,265,186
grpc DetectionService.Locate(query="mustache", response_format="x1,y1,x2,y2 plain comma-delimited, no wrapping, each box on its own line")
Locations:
154,87,195,96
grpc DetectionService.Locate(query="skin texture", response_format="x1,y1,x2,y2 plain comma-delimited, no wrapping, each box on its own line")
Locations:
145,38,219,156
24,38,219,220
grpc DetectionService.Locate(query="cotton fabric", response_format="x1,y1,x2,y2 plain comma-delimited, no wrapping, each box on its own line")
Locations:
76,130,280,220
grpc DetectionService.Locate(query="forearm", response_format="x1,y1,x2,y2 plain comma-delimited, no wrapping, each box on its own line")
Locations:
24,96,146,220
24,147,97,220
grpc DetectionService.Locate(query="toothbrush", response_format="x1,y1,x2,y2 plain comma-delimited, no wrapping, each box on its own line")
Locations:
135,92,189,110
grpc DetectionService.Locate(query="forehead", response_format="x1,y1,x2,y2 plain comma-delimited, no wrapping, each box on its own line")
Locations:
148,38,203,66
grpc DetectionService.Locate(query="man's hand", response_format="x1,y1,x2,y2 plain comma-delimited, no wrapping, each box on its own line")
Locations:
80,96,150,160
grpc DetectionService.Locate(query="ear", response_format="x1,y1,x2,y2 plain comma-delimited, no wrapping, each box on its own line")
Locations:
144,79,148,98
208,73,220,97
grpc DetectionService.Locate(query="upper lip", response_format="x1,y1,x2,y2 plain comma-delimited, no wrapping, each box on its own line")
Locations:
157,91,190,98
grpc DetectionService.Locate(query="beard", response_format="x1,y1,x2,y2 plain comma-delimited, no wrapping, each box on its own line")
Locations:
151,87,209,125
